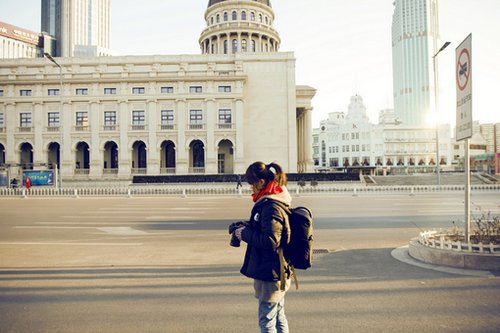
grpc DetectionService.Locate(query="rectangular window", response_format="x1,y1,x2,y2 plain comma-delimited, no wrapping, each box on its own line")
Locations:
76,88,88,95
0,113,4,129
218,109,232,128
161,86,174,94
189,86,202,93
104,88,117,95
189,110,203,129
104,111,116,125
0,90,3,96
20,89,32,96
161,110,174,129
48,112,60,127
132,111,145,125
20,112,32,127
218,86,231,93
76,111,89,127
132,87,145,94
48,89,60,96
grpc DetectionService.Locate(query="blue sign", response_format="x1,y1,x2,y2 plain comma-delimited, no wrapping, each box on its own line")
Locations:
23,170,54,186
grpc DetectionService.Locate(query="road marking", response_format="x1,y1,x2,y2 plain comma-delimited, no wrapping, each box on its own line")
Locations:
145,216,195,220
0,242,142,246
97,227,148,236
14,226,96,229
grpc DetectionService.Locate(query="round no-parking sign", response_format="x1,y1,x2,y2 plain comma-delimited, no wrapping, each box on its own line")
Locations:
456,48,470,91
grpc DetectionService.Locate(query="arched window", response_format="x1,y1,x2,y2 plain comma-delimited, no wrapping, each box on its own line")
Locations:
223,40,228,54
259,14,262,22
241,39,247,52
232,11,237,21
232,39,238,54
216,14,220,23
211,17,214,25
251,40,256,52
250,12,255,21
223,12,228,21
265,16,268,24
242,11,247,20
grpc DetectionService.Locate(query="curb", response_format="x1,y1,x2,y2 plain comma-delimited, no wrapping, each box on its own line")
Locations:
391,245,494,277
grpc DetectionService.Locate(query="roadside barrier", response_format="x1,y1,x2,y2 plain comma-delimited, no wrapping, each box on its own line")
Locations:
0,184,499,198
417,230,500,254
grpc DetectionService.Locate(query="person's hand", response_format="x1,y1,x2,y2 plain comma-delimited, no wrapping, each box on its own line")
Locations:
234,227,245,241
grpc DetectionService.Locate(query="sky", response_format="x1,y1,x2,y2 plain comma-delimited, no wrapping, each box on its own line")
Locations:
1,0,499,128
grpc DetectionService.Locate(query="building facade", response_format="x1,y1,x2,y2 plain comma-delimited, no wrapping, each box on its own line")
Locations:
313,96,382,169
0,0,315,181
312,96,452,173
391,0,440,126
0,21,43,59
41,0,112,57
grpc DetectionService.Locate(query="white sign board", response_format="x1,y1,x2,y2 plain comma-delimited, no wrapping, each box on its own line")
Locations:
456,34,472,141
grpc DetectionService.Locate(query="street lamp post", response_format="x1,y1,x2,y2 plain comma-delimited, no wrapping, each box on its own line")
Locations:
432,41,451,186
44,53,63,189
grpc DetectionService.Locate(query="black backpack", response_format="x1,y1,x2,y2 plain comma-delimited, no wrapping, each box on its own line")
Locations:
271,201,314,290
284,206,314,270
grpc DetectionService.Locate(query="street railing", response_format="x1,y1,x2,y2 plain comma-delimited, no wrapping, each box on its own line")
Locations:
0,183,499,198
417,230,500,254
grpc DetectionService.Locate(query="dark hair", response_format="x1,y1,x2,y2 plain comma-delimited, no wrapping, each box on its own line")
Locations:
245,161,287,186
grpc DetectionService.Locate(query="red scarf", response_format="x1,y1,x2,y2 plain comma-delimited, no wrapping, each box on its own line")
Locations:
252,181,284,202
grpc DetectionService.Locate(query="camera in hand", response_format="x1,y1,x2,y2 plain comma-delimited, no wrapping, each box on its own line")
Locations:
228,221,247,247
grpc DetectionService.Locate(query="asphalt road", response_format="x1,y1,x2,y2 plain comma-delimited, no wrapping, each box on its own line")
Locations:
0,191,499,332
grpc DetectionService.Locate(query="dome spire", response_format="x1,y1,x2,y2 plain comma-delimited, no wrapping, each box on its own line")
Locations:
200,0,280,55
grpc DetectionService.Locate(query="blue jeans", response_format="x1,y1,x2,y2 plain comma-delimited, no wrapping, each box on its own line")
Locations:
258,296,289,333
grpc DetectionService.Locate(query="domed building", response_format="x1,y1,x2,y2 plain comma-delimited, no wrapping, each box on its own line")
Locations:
200,0,280,55
0,0,315,182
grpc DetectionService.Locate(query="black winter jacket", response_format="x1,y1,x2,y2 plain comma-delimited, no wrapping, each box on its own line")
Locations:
240,197,291,282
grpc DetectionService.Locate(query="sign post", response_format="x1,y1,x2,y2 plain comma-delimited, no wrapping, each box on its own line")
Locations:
456,34,472,243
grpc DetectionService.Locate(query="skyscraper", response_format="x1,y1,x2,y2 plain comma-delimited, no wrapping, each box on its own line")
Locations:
391,0,440,126
41,0,111,57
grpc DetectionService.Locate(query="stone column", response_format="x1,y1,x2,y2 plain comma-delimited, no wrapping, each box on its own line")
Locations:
118,100,131,176
304,107,314,172
205,98,217,174
60,101,73,178
297,111,303,172
5,103,16,170
234,98,245,173
147,99,159,175
88,102,102,177
33,102,44,168
176,99,188,174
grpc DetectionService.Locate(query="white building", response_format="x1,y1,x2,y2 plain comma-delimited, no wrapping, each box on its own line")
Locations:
391,0,440,127
0,0,315,181
313,95,383,169
313,96,452,173
41,0,112,57
0,21,42,59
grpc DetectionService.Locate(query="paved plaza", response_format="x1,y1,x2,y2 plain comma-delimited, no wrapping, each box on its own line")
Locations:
0,192,499,332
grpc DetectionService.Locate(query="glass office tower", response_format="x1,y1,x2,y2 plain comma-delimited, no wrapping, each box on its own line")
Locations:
391,0,440,127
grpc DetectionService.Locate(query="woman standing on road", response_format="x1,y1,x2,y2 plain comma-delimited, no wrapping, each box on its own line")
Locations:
233,161,293,333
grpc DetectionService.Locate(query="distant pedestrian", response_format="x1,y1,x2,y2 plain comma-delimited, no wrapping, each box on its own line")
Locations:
232,161,292,333
236,174,243,190
25,177,32,192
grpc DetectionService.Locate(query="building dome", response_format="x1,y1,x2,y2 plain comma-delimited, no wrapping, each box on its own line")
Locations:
200,0,280,55
208,0,271,8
